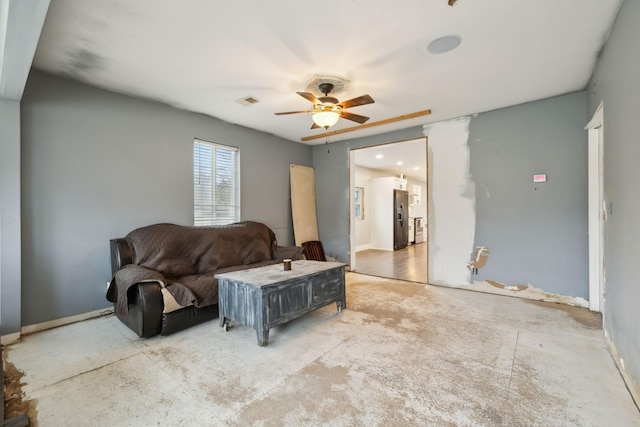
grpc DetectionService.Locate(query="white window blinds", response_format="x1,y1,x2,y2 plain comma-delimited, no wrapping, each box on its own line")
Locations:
193,139,240,226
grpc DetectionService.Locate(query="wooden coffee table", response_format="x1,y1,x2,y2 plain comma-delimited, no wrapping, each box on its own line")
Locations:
215,260,346,346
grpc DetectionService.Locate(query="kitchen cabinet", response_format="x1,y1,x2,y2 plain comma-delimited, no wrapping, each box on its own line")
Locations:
412,184,422,205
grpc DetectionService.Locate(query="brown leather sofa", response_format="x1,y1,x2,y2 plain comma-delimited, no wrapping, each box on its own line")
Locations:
107,221,303,338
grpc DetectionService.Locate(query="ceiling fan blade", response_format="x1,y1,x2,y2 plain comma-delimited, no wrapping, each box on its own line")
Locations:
310,122,321,129
338,94,375,109
274,110,310,115
297,92,320,105
341,111,370,124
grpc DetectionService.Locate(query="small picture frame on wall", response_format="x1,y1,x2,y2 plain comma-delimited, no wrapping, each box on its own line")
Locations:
354,187,364,220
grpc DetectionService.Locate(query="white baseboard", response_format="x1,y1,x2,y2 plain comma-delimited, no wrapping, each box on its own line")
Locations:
1,332,21,345
20,307,114,336
356,244,372,252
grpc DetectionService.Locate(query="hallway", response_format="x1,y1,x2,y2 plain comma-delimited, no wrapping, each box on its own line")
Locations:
355,242,428,283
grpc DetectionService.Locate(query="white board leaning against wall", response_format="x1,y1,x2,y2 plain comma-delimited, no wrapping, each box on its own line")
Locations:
289,164,320,246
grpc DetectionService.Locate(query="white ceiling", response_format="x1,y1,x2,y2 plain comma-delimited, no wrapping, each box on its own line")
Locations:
32,0,622,145
353,138,427,182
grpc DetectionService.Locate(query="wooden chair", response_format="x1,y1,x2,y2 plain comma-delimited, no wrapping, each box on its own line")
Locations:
301,241,327,261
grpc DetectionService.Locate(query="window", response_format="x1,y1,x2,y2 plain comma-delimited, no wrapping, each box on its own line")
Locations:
193,139,240,226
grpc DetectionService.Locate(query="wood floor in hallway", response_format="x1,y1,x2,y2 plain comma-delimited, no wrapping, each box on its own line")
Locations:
355,242,428,283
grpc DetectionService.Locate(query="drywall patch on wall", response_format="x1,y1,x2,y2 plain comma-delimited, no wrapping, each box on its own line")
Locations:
424,117,475,286
470,279,589,308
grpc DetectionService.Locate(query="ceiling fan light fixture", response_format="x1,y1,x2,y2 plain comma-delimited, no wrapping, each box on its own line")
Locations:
313,111,340,129
276,80,373,129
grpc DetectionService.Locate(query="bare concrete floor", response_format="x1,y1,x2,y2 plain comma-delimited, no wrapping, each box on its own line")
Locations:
4,273,640,426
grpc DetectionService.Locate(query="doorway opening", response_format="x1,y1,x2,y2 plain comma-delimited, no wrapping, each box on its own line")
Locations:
349,138,429,283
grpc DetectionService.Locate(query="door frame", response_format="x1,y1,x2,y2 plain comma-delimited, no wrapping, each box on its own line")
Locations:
586,101,604,313
349,152,357,269
348,137,429,282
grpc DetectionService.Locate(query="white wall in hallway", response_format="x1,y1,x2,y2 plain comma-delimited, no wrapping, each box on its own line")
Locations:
354,166,388,250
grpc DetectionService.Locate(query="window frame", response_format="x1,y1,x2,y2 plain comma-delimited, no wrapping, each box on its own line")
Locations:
193,138,240,226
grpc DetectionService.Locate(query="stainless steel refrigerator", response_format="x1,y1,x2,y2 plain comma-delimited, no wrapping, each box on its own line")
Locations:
393,189,409,250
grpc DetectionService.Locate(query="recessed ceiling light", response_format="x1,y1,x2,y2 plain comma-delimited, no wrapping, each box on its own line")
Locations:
413,166,420,170
396,161,404,166
375,154,384,159
427,34,462,54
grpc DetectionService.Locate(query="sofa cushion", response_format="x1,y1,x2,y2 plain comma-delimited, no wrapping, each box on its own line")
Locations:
195,222,275,273
126,221,276,275
127,224,199,276
166,274,216,307
151,257,197,277
162,259,281,313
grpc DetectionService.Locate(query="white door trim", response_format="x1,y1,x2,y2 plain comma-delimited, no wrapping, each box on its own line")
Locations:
349,151,357,270
585,101,604,313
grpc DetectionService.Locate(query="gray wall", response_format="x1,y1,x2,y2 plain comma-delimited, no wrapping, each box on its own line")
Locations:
313,128,425,262
470,92,588,298
20,70,311,326
313,92,588,299
588,0,640,394
0,99,22,335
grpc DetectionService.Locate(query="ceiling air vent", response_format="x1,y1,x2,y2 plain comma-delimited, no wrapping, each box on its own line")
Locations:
236,96,259,106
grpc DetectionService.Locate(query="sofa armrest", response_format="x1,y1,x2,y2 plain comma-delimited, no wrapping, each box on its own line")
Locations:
116,282,163,338
110,238,133,276
274,245,304,261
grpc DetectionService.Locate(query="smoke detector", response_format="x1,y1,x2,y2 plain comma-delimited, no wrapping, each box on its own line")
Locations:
427,35,462,54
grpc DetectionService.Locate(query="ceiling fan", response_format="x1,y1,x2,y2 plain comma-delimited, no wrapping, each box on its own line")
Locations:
275,82,375,129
